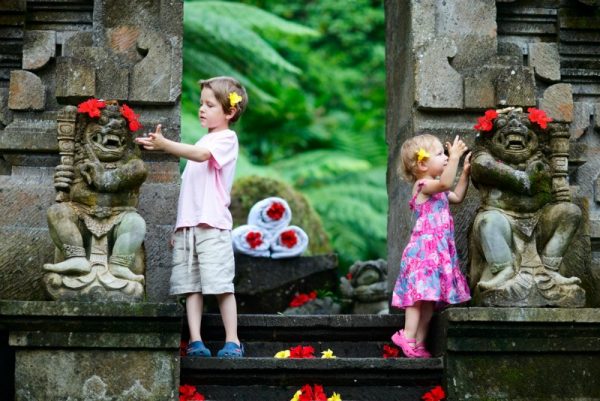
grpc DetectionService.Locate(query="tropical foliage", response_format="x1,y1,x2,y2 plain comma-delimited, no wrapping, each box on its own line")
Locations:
182,0,387,269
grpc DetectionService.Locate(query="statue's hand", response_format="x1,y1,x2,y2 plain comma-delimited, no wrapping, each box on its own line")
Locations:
79,162,104,186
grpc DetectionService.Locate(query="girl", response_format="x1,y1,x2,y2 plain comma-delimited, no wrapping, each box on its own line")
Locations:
391,134,471,358
136,76,248,358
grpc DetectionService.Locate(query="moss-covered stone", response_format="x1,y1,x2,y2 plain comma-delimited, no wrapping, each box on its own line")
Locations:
230,176,332,255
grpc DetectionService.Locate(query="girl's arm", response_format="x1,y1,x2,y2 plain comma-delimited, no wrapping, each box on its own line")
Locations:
421,136,468,195
135,124,211,163
448,153,471,203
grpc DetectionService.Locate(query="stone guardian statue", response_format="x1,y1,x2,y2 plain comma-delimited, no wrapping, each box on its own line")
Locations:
43,100,148,301
469,107,585,307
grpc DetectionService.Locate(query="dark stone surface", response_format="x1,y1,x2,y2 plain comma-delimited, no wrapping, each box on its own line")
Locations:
231,254,338,313
441,307,600,400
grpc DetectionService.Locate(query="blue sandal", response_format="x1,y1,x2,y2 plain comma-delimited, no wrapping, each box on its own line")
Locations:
187,341,211,357
217,342,244,358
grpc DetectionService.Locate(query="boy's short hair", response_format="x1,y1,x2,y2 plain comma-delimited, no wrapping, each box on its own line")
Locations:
399,134,440,182
199,76,248,123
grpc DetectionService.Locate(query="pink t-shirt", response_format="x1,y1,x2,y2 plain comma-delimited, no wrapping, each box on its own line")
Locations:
175,129,238,230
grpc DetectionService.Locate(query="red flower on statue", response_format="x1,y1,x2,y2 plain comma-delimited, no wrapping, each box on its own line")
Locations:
298,384,327,401
266,201,286,220
120,104,143,131
290,345,316,359
473,109,498,132
280,229,298,248
77,98,106,118
421,385,446,401
289,291,318,307
527,107,552,129
382,343,400,358
245,231,263,249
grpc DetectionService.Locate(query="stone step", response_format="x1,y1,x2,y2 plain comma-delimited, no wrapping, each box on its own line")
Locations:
179,314,443,401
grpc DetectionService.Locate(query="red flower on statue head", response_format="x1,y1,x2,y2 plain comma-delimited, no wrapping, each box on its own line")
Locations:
245,231,263,249
266,201,286,220
473,109,498,132
280,229,298,248
527,107,552,129
289,291,317,308
120,103,143,131
77,98,106,118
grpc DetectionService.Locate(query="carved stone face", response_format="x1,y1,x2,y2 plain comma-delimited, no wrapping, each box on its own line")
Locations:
489,110,538,164
84,110,129,162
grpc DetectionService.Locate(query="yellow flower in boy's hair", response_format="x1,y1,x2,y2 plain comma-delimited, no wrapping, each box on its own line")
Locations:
274,350,291,359
327,392,342,401
321,349,336,359
290,389,302,401
229,91,243,108
416,148,430,162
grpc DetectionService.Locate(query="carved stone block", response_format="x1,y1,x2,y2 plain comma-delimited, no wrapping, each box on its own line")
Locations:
71,47,129,100
130,30,174,103
22,30,56,70
495,66,535,107
55,57,95,100
540,83,574,122
415,37,464,109
8,70,45,110
528,42,561,82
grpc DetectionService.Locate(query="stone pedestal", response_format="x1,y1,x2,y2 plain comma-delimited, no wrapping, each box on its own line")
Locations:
440,307,600,401
0,300,183,401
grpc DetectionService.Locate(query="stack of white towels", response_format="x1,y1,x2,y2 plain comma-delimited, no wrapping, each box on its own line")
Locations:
232,197,309,258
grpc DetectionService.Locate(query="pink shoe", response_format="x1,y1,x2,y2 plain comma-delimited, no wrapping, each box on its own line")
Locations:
391,330,419,358
415,341,432,358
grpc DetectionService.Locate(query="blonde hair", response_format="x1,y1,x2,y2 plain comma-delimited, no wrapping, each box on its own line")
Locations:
398,134,441,182
199,76,248,123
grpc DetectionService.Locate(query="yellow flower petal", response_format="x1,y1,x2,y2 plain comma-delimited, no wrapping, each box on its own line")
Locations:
416,148,430,162
229,92,243,107
321,349,336,359
274,350,291,359
290,389,302,401
327,392,342,401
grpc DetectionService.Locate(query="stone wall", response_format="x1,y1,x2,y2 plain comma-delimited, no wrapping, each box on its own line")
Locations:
386,0,600,306
0,0,183,301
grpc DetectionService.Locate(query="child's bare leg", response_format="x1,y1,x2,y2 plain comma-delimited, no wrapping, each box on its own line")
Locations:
416,301,434,343
186,292,204,342
216,292,240,345
404,301,422,340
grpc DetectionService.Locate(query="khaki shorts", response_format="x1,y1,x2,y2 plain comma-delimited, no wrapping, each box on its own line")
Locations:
169,226,235,296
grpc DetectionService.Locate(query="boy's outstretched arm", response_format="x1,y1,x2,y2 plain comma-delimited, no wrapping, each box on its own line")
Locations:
134,124,211,163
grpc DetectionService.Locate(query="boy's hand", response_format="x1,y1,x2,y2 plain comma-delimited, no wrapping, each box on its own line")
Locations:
135,124,166,151
445,135,468,159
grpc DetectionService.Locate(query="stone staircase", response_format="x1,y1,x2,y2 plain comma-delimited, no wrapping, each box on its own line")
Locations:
180,314,444,401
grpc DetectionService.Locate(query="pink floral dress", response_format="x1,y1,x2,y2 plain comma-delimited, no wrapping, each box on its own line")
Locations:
391,181,471,308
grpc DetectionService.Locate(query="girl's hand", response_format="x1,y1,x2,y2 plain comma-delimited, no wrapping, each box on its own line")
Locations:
445,135,468,159
135,124,166,151
463,152,472,175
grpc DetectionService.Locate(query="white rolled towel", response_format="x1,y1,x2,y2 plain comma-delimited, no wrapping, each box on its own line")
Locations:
247,197,292,236
270,226,309,259
232,225,271,257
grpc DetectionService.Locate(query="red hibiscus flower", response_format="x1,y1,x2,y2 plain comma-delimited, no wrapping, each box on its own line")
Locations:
266,201,286,220
421,385,446,401
120,103,143,131
345,272,353,280
280,229,298,248
298,384,327,401
290,345,315,359
473,109,498,132
180,340,188,357
289,291,318,307
383,343,400,358
245,231,263,249
527,107,552,129
179,384,205,401
77,98,106,118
